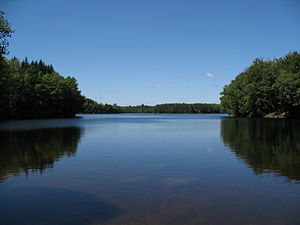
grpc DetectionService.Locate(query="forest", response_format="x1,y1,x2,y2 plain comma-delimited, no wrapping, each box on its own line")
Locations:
81,97,122,114
0,57,84,119
122,103,222,113
220,52,300,117
81,101,223,114
0,56,223,118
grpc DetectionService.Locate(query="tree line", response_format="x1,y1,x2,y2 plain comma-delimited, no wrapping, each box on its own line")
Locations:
0,53,223,118
0,57,84,119
122,103,223,113
81,97,122,114
220,52,300,117
80,101,223,114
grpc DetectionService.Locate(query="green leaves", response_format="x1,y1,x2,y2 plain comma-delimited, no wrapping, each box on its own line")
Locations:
0,11,14,57
220,52,300,117
1,57,84,119
121,103,222,113
81,97,122,114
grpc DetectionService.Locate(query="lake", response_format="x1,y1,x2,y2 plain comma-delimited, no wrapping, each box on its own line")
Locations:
0,114,299,225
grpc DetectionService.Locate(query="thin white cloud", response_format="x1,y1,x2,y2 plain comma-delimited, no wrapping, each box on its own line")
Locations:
212,68,220,72
205,73,215,78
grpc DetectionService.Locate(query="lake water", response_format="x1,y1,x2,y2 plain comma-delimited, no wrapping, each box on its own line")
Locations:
0,114,299,225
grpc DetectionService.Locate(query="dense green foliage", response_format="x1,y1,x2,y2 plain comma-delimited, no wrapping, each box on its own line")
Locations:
122,103,223,113
0,11,13,56
81,102,223,114
0,11,13,118
81,97,122,114
0,57,84,119
220,52,300,117
221,118,300,181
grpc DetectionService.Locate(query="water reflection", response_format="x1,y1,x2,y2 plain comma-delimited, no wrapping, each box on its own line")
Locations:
221,118,300,181
0,127,82,182
0,186,123,225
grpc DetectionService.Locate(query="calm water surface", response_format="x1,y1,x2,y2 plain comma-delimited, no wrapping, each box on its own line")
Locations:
0,114,300,225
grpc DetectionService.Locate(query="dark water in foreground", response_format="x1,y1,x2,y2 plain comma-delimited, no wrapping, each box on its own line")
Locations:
0,114,299,225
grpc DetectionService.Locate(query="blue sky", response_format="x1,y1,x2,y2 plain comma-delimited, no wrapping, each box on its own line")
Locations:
2,0,300,105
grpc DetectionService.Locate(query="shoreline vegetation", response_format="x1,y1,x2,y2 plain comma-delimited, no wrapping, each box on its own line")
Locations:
220,52,300,118
81,99,223,115
0,55,223,119
0,11,299,119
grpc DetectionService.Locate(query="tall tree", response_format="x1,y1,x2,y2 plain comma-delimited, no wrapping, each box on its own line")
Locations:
0,10,13,58
0,11,14,118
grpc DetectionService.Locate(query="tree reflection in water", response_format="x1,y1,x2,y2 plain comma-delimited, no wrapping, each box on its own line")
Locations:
221,118,300,181
0,127,82,181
